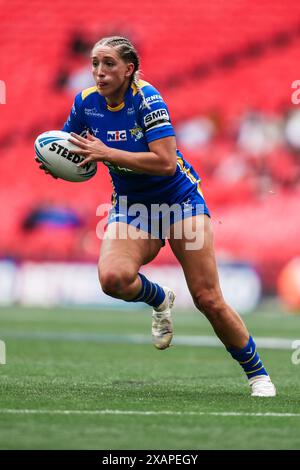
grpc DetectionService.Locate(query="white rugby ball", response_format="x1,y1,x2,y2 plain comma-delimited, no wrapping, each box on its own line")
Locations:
34,130,97,182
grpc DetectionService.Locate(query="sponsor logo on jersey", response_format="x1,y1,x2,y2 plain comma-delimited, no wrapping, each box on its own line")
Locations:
71,104,77,116
182,198,193,212
129,125,144,141
107,130,127,141
127,106,135,115
109,212,126,220
140,94,164,109
144,108,170,130
147,94,162,103
84,107,104,118
104,160,134,173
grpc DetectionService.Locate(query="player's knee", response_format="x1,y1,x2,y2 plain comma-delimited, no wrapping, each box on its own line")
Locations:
99,267,136,297
193,289,225,319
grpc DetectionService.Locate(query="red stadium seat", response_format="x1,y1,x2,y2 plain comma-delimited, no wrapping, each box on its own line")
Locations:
1,0,300,291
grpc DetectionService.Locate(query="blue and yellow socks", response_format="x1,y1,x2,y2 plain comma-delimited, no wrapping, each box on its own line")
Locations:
130,273,165,308
227,335,268,381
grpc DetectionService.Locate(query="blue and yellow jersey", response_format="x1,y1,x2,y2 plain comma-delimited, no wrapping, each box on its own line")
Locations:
63,80,204,205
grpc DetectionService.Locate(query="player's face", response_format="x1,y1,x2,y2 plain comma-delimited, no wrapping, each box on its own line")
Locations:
91,46,134,105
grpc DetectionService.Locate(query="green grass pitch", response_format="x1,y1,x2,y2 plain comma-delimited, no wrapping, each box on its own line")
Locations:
0,302,300,450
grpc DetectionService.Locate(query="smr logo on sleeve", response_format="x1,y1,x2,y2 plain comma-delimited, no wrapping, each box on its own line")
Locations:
144,108,171,131
107,130,127,141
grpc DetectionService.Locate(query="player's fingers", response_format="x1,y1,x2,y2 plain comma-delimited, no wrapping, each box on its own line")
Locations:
86,132,95,141
69,147,90,155
69,132,88,143
91,133,104,143
40,166,58,179
45,170,58,179
68,137,87,149
36,158,49,171
35,161,57,179
35,159,53,174
77,156,93,167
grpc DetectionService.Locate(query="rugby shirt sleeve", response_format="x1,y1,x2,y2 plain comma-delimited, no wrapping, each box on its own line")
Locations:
137,84,175,144
62,93,85,135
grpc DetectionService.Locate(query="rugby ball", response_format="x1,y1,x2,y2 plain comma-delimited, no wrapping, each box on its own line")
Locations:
34,130,97,182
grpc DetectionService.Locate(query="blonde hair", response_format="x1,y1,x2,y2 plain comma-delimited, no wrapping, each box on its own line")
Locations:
93,36,150,109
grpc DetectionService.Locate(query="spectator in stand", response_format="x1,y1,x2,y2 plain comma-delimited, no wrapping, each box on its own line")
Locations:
22,202,83,231
176,115,216,150
284,109,300,153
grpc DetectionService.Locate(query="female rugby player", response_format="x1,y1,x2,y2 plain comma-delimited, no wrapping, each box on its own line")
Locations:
37,36,275,397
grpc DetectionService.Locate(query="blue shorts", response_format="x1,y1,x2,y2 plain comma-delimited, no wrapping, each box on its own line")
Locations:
107,188,210,245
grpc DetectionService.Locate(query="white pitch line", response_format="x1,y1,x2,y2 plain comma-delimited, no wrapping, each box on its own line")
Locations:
0,331,295,350
0,409,300,418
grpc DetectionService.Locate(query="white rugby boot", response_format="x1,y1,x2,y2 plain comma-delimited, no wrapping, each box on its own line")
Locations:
152,287,175,350
249,375,276,397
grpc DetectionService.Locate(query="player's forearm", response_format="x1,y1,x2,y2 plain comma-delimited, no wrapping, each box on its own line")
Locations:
105,148,176,176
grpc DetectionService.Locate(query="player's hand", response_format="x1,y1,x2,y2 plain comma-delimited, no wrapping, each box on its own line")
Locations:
34,157,58,179
68,132,112,167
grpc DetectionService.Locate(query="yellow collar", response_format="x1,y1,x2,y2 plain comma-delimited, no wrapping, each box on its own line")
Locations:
106,101,125,112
